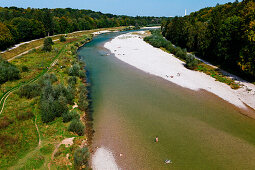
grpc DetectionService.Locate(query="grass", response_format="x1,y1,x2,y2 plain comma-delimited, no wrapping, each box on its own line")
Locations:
0,93,38,168
0,27,125,169
195,63,240,89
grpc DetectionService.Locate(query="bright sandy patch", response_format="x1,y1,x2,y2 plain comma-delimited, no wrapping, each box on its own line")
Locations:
104,32,255,111
93,30,112,36
92,147,119,170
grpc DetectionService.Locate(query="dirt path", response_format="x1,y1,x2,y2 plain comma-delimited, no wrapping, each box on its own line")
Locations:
47,137,75,169
35,114,41,146
0,91,13,115
7,39,59,62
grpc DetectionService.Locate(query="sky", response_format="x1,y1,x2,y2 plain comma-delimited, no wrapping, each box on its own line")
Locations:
0,0,235,17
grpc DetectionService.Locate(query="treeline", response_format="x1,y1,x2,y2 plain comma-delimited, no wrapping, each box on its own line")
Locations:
145,29,240,89
144,30,199,70
162,0,255,80
0,6,163,50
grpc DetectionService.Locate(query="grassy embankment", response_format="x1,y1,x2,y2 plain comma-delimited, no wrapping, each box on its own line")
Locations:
144,30,240,89
0,27,125,169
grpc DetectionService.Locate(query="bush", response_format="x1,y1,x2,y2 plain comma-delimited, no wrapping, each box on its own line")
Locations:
0,116,13,129
176,49,187,60
22,65,29,72
68,64,80,76
40,81,73,123
78,84,89,111
166,44,177,54
19,83,41,99
40,96,56,123
68,119,85,136
75,42,79,47
42,37,54,52
74,147,90,169
185,54,199,70
62,110,80,123
40,73,57,85
59,35,66,42
68,76,77,86
79,70,86,79
66,85,75,104
0,59,20,84
16,111,34,120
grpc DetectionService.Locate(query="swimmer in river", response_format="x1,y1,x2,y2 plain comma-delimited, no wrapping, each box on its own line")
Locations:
155,136,159,143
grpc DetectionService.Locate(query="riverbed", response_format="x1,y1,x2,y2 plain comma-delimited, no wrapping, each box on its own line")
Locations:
78,31,255,170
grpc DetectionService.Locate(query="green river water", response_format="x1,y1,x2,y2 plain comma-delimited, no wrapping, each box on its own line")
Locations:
78,31,255,170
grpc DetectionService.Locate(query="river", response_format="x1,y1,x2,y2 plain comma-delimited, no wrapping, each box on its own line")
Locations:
78,31,255,170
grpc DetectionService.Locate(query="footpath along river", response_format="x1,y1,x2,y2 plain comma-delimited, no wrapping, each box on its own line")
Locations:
78,31,255,169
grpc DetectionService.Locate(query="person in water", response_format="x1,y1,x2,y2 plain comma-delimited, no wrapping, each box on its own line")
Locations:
155,136,159,142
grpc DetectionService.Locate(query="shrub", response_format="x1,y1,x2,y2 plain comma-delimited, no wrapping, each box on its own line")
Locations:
40,73,57,85
74,147,90,169
185,54,199,70
0,59,20,84
66,85,75,104
53,95,69,117
0,116,13,129
42,37,54,52
79,70,86,79
78,84,89,111
176,49,187,60
40,82,71,123
16,111,34,120
68,64,80,76
75,42,79,47
62,110,80,123
68,76,77,86
166,44,177,54
68,119,85,136
22,65,29,72
59,35,66,42
19,83,41,99
40,96,56,123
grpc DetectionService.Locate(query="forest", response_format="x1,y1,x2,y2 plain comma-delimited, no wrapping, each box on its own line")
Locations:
0,7,163,50
162,0,255,80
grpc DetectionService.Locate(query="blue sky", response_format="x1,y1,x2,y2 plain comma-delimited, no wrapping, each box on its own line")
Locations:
0,0,235,17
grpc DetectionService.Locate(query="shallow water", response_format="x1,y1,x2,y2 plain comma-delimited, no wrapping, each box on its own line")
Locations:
78,32,255,170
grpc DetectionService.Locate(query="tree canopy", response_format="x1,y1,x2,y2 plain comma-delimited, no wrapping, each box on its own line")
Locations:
162,0,255,80
0,7,164,51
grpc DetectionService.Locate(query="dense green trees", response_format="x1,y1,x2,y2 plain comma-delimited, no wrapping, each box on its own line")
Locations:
39,74,70,123
0,6,163,51
0,22,14,50
145,30,199,70
162,0,255,79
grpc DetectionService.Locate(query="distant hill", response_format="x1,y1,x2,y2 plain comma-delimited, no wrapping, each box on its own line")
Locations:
0,7,164,51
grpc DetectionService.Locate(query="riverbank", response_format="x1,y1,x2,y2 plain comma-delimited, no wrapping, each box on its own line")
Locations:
104,31,255,116
0,27,127,169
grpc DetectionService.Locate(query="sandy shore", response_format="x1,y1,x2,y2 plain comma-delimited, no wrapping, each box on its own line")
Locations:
104,31,255,112
92,147,119,170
